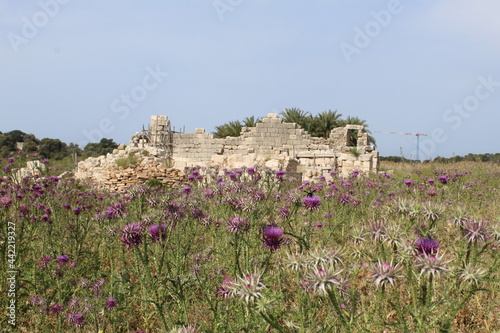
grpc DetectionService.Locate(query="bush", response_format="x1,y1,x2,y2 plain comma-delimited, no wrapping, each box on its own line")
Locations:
115,153,140,169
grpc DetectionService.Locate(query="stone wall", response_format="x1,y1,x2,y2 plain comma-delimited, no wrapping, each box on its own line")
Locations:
76,113,379,189
130,113,379,180
75,147,187,191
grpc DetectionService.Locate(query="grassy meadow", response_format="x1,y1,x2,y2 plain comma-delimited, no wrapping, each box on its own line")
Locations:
0,156,499,332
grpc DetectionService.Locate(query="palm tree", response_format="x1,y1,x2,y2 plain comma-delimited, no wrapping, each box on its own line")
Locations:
279,108,313,131
213,120,243,138
340,116,376,146
242,116,261,128
213,116,262,138
310,110,343,138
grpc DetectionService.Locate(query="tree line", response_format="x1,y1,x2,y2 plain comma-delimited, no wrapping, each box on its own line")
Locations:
381,153,500,164
0,130,118,160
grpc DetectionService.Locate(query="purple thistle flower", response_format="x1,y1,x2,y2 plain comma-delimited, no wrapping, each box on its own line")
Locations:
106,202,125,219
339,193,350,205
57,255,70,266
427,188,437,196
279,207,290,219
403,179,413,187
105,297,117,310
148,223,167,243
428,178,435,185
73,207,81,216
252,190,266,201
30,296,46,306
247,167,255,175
92,278,106,296
438,175,449,184
68,312,84,326
68,298,79,309
0,195,12,208
414,238,439,256
226,217,250,234
19,204,29,215
182,185,191,195
120,222,143,249
50,304,63,314
303,195,321,210
218,276,234,299
164,201,185,219
203,188,215,198
262,225,285,251
39,256,52,270
275,170,286,181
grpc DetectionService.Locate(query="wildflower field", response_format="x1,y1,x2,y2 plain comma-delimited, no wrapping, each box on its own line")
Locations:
1,157,499,332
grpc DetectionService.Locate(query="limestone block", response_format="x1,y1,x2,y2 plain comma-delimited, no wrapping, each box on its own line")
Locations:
346,125,363,130
359,154,372,161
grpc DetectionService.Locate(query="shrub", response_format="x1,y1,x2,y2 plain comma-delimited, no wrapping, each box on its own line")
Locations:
115,153,140,169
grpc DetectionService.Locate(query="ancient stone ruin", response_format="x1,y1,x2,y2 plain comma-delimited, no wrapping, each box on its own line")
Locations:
76,114,378,190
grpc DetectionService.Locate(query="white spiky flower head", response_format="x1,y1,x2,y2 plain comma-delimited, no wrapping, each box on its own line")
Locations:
305,248,344,270
227,269,266,305
303,265,343,296
282,251,307,272
415,252,451,279
370,260,403,288
459,263,487,286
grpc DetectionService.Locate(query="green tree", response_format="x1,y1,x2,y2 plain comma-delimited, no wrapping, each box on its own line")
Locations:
39,138,69,160
279,108,312,131
0,134,15,157
6,130,27,143
309,110,343,138
83,138,118,157
22,134,40,154
213,120,243,139
242,116,261,128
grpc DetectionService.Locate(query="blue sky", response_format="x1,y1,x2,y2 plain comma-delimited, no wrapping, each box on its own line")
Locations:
1,0,499,159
